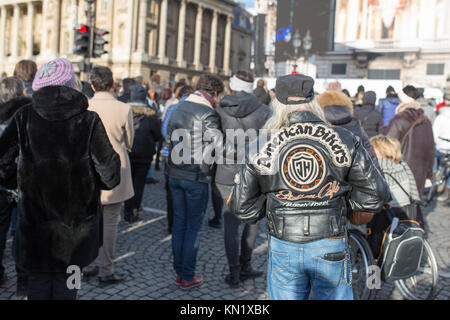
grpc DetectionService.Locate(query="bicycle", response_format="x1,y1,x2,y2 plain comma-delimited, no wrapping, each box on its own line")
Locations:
348,206,439,300
425,153,450,203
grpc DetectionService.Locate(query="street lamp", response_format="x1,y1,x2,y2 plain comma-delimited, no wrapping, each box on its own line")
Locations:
303,30,312,75
292,29,302,72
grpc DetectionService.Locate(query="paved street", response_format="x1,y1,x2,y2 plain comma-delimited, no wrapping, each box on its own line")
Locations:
0,165,449,300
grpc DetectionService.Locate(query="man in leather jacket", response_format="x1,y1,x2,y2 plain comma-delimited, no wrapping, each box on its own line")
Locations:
166,74,225,289
228,75,390,300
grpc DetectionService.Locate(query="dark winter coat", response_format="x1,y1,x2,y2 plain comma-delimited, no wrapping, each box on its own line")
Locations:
215,91,271,185
0,86,121,273
253,87,271,106
0,96,32,134
382,103,435,195
354,91,382,138
128,102,162,164
324,106,380,171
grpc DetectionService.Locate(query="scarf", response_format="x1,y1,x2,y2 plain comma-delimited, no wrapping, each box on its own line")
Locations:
229,75,254,94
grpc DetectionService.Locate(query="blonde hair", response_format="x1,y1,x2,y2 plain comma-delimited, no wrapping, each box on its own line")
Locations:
370,135,402,163
263,97,326,130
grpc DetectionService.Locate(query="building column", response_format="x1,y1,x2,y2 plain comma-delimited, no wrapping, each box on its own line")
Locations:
52,0,61,54
223,15,232,75
209,10,218,73
12,4,20,57
176,0,186,67
26,2,35,57
0,6,6,58
360,0,368,40
158,0,168,62
137,0,148,53
193,4,203,70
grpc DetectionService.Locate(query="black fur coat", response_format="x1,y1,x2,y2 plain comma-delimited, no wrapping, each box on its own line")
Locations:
0,86,121,273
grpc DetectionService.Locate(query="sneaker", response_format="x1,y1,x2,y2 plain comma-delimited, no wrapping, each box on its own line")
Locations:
98,273,125,285
240,263,263,281
175,275,182,285
180,275,204,289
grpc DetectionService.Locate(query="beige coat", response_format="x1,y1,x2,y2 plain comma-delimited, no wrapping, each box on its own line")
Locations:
89,92,135,205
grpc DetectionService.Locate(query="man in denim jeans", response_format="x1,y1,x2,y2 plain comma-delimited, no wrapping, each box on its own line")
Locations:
229,75,390,300
166,75,225,289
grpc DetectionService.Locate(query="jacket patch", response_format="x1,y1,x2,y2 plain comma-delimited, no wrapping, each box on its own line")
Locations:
253,123,351,174
282,145,326,192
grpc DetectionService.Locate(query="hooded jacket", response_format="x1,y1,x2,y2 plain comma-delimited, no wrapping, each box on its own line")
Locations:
228,111,390,244
318,91,380,170
382,102,435,195
0,86,121,273
253,87,271,106
128,102,162,163
354,91,382,138
215,91,271,185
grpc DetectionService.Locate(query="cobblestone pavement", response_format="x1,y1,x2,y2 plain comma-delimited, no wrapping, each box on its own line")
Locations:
0,166,449,300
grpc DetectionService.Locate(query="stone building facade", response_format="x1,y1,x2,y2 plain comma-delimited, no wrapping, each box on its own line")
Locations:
316,0,450,88
0,0,254,86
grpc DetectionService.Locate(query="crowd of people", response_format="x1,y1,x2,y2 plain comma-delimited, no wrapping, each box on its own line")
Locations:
0,57,449,300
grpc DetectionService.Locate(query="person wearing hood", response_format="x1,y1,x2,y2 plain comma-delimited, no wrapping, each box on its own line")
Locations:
118,78,136,103
381,86,435,228
377,86,400,127
253,79,271,105
317,90,380,169
124,84,162,223
432,93,450,201
354,90,382,138
214,71,270,288
0,77,32,292
0,58,121,300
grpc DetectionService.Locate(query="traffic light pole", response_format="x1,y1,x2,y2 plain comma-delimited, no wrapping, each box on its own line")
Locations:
83,0,96,81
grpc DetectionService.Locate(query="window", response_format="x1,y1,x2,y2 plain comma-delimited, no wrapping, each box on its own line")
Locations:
427,64,445,76
331,63,346,75
368,69,401,80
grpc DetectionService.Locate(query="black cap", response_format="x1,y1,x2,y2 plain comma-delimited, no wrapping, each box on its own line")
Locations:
275,74,315,105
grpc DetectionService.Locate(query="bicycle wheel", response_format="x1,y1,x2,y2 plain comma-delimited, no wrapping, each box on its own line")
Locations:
348,230,377,300
395,239,439,300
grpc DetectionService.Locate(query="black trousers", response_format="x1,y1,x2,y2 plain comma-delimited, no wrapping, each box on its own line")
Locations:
124,161,152,214
0,193,12,279
215,183,259,267
27,272,78,300
211,183,223,221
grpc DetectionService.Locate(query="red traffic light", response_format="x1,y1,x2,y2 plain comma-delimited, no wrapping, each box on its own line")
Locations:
78,25,88,33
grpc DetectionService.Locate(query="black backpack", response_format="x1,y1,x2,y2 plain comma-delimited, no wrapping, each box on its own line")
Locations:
377,209,425,283
369,172,425,283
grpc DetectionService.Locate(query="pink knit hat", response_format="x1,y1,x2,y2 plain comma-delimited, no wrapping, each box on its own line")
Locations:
32,58,76,91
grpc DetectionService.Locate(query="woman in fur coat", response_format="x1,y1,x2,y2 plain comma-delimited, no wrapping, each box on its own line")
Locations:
0,58,121,300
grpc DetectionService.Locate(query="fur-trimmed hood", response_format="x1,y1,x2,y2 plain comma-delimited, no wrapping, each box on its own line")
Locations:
128,102,156,117
317,91,354,115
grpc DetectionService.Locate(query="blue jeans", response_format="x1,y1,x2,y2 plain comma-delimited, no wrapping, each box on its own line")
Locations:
169,177,208,282
267,236,353,300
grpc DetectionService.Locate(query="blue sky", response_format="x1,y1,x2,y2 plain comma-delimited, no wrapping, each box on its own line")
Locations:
236,0,255,8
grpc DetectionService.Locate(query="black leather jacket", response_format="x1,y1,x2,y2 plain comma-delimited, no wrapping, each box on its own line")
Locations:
166,95,223,184
229,111,390,244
